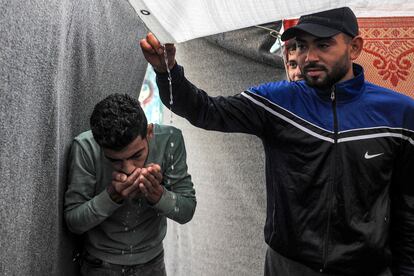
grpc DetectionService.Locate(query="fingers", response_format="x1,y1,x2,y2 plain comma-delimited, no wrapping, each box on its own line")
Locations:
112,171,127,182
143,170,158,186
140,38,159,55
147,164,163,183
119,168,141,196
140,32,163,56
144,163,162,183
111,168,141,197
146,32,164,55
110,164,164,202
140,33,176,71
164,44,176,58
138,168,158,194
137,174,152,197
138,166,164,203
120,178,140,197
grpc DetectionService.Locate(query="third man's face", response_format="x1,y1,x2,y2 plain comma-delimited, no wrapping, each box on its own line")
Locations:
295,33,354,89
286,50,303,82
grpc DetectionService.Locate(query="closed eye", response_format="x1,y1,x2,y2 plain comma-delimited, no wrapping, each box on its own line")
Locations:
106,157,121,163
130,152,142,160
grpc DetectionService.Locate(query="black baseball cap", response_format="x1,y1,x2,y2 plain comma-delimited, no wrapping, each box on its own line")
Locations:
281,7,358,41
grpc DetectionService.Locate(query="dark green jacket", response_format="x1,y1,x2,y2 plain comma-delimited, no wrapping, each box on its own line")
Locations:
64,124,196,265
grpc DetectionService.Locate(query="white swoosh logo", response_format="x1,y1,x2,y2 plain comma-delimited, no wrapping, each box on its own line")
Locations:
364,151,384,159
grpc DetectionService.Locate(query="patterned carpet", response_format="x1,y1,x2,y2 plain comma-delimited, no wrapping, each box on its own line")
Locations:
357,17,414,98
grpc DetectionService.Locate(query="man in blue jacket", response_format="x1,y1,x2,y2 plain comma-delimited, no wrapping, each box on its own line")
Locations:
140,7,414,276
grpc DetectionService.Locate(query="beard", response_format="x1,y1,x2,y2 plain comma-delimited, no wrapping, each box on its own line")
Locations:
302,52,350,90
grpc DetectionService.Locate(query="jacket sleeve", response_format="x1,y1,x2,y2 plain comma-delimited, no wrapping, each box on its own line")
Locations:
391,130,414,273
151,129,196,224
64,140,121,234
156,64,267,138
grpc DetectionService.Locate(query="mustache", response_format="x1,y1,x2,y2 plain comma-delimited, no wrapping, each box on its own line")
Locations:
303,63,327,72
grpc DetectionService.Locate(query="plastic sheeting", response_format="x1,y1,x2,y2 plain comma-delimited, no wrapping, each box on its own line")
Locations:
128,0,414,43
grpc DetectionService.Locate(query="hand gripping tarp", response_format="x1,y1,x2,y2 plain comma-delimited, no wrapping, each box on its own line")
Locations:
128,0,414,43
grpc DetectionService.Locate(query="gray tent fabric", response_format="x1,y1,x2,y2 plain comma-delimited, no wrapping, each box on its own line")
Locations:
1,0,286,274
0,0,147,275
205,22,283,67
163,36,287,275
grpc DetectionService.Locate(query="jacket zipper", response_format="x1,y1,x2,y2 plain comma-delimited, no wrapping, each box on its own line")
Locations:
322,86,338,272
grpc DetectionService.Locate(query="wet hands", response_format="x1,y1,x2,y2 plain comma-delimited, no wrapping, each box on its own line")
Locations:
140,32,176,73
109,164,164,204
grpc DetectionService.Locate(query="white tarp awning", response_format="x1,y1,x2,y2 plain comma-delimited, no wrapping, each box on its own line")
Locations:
128,0,414,43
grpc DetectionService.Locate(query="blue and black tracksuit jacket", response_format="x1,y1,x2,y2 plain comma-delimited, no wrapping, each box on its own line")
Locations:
157,63,414,275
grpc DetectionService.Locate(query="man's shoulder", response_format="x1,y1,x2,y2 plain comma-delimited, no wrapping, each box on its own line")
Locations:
365,81,414,106
74,130,94,141
153,124,183,138
151,124,185,149
150,124,185,156
72,130,100,153
73,130,97,145
245,80,307,106
248,80,295,93
364,81,414,130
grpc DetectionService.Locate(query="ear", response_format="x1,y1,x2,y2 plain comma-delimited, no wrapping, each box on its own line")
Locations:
349,35,364,61
146,123,154,139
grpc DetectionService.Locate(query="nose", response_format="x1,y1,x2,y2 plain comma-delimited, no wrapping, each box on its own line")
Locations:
120,160,136,175
305,47,319,63
293,67,303,81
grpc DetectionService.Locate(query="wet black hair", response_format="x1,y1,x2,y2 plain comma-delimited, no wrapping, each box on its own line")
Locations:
90,93,147,150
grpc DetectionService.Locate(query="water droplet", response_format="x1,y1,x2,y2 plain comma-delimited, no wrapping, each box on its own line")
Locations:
170,142,174,147
163,46,174,125
122,268,126,273
171,164,174,170
121,250,125,255
174,206,179,213
124,227,128,231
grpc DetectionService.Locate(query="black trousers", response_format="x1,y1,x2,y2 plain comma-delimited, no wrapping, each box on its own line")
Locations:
80,250,166,276
264,246,392,276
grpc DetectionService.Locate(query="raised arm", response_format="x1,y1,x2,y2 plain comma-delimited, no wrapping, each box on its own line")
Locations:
140,33,268,137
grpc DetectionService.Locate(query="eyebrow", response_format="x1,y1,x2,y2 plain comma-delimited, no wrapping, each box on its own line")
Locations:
296,37,335,43
105,147,145,162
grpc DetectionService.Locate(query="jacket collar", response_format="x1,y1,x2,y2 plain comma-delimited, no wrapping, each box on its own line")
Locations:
312,63,365,102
